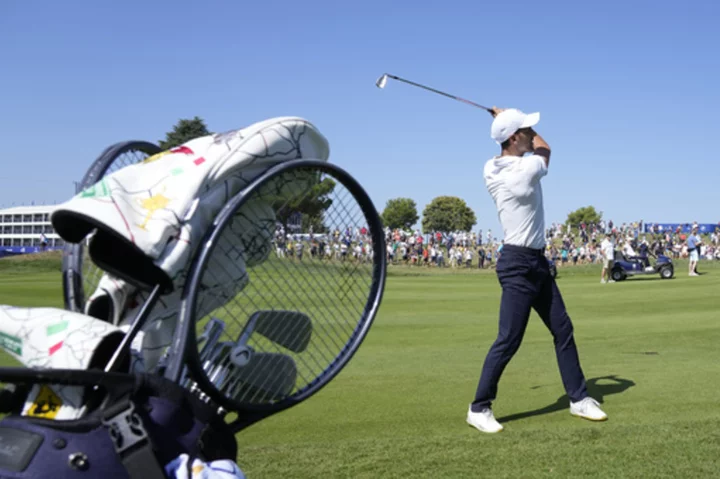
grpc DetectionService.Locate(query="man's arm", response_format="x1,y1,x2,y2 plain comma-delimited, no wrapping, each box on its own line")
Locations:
531,130,551,168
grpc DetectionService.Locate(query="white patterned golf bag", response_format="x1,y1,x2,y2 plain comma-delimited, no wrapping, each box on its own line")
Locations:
0,117,330,478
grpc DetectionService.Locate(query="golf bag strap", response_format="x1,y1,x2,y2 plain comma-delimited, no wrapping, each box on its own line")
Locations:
101,398,168,479
122,443,168,479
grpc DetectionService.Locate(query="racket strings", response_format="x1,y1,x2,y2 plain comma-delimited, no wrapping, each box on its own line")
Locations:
192,167,378,405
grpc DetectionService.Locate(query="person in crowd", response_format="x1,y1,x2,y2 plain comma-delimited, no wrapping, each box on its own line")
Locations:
687,227,702,276
600,233,616,283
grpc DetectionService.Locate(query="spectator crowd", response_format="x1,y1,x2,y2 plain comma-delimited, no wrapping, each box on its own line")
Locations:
270,219,720,269
545,220,720,267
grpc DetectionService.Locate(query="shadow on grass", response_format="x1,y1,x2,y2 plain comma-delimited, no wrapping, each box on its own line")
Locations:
618,277,669,282
496,375,635,423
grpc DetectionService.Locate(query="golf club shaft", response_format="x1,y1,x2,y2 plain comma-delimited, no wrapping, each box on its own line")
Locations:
79,284,162,417
103,283,162,373
386,74,492,112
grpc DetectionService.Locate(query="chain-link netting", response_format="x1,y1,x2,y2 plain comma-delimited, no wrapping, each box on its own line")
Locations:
188,166,381,406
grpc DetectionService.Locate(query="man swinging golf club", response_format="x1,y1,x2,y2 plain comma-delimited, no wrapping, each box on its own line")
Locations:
467,107,607,433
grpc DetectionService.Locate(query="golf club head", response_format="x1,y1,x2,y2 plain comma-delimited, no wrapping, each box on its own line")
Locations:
225,352,297,402
187,310,308,403
245,310,312,353
205,339,297,403
375,74,388,89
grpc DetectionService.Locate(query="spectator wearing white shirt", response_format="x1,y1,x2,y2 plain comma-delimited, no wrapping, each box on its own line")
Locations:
687,227,702,276
622,240,636,259
294,241,304,261
600,233,616,283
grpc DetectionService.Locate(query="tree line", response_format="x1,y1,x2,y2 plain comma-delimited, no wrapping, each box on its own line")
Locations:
380,200,604,234
159,117,604,234
382,201,603,235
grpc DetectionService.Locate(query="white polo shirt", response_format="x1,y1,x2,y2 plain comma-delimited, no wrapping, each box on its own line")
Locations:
601,237,615,260
484,154,548,250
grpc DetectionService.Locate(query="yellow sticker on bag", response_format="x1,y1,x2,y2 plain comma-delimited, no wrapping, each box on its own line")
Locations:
28,385,63,419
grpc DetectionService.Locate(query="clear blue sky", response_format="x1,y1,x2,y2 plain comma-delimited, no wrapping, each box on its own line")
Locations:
1,0,718,236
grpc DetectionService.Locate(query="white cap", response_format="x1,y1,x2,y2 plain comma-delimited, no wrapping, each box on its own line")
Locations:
490,109,540,144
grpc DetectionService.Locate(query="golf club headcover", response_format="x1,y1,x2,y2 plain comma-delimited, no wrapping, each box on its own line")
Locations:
85,205,257,373
0,305,126,420
84,275,135,325
50,117,330,294
83,196,271,326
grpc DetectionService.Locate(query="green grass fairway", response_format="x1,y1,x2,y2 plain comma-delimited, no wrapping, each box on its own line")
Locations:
236,261,720,478
1,256,720,477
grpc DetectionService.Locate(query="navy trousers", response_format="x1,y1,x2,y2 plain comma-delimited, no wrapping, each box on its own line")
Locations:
471,244,588,412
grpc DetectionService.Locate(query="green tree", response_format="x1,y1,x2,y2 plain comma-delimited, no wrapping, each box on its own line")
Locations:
566,206,602,228
158,117,212,150
421,196,477,233
271,175,337,234
381,198,419,230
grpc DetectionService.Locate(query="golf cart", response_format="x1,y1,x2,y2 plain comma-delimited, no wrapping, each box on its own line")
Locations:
610,250,674,281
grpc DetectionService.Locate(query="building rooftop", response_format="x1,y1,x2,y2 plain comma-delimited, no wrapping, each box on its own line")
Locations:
0,205,58,215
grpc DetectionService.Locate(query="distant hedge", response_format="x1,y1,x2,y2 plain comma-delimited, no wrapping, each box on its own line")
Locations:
0,251,63,274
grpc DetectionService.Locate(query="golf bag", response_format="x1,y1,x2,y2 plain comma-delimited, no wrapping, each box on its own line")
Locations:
0,371,238,479
0,116,386,478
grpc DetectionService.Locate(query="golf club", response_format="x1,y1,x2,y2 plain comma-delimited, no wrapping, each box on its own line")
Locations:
376,73,493,113
183,310,310,399
225,352,297,402
206,342,297,402
179,317,226,387
197,318,226,362
207,311,305,402
238,310,312,353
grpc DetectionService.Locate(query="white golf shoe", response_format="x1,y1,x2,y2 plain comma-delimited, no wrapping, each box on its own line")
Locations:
570,397,608,421
467,406,504,433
